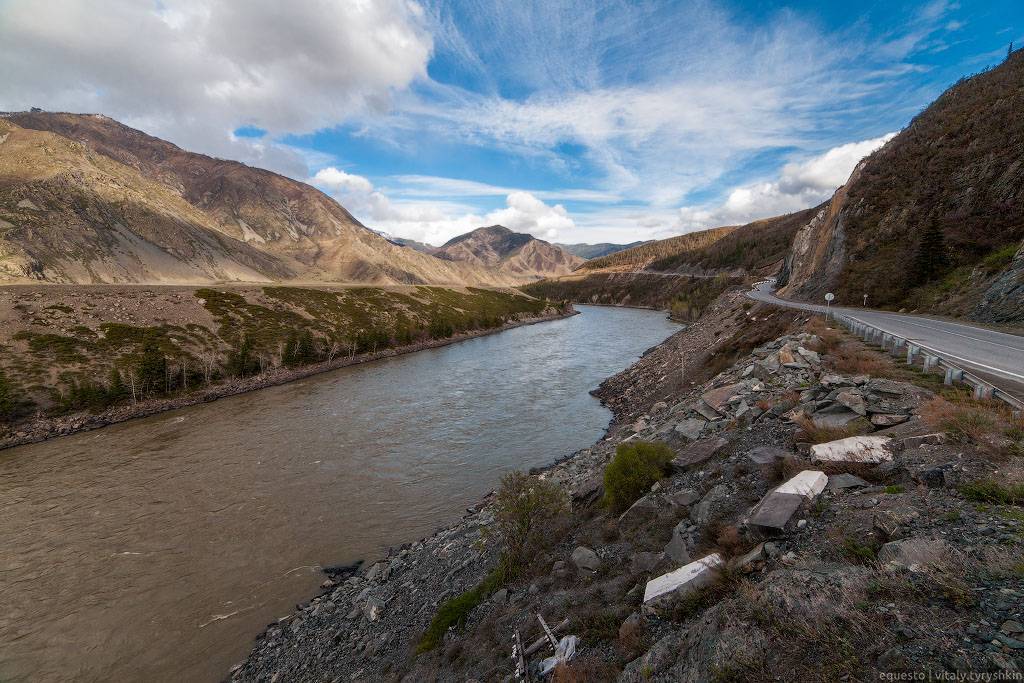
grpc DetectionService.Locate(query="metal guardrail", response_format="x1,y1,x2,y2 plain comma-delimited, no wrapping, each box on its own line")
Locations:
832,313,1024,412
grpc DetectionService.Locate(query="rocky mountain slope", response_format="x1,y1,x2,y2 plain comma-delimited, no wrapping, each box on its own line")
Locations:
556,241,648,259
780,49,1024,322
0,113,510,286
434,225,584,280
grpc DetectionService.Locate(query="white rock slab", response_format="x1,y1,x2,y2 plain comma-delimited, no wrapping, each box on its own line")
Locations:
775,470,828,498
643,553,723,606
810,435,893,464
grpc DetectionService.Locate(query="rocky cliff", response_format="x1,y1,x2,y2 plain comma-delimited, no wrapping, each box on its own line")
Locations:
779,50,1024,321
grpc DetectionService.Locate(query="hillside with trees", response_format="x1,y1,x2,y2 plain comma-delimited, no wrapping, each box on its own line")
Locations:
782,48,1024,322
577,227,735,272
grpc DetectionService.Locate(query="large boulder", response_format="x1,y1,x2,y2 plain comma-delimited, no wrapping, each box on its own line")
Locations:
571,546,601,573
877,538,951,569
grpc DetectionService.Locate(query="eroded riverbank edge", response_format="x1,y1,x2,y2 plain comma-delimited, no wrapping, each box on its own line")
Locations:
0,309,577,451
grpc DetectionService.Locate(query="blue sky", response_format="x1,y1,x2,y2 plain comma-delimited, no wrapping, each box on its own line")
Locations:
1,0,1021,244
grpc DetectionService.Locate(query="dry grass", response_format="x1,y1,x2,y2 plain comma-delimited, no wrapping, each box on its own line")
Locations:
827,344,893,376
793,414,871,444
552,657,620,682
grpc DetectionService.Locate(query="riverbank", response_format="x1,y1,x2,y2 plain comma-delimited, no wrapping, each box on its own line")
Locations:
0,308,575,450
233,290,1024,681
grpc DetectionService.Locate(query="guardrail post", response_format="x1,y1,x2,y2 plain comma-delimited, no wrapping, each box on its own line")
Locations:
906,345,919,364
890,337,905,357
923,355,937,371
944,367,963,385
974,384,994,400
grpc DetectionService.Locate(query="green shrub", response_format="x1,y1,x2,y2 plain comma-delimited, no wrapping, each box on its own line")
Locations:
488,471,568,578
960,479,1024,505
416,568,504,653
603,441,674,513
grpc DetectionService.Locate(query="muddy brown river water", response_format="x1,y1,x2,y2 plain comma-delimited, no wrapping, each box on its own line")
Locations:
0,306,681,682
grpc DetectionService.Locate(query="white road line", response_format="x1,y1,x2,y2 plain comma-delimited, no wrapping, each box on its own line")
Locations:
843,315,1024,382
851,315,1024,352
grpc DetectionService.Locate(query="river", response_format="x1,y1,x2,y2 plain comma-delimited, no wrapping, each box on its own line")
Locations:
0,305,681,682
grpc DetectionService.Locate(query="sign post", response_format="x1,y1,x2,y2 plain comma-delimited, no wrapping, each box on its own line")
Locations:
825,292,835,319
863,293,868,307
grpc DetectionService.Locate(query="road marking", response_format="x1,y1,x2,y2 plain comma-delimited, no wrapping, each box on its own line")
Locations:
841,315,1024,382
851,315,1024,353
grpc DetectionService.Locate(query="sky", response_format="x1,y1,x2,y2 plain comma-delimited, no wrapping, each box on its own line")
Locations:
1,1,1021,246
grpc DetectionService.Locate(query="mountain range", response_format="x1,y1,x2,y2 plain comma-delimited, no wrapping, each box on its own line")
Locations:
0,112,580,286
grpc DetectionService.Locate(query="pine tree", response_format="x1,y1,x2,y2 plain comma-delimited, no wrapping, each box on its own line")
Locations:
911,219,951,285
138,338,168,395
107,367,127,403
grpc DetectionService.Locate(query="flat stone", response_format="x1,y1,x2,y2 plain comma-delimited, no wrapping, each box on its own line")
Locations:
664,520,691,564
836,390,867,416
571,546,601,572
642,553,724,609
674,418,706,441
797,347,820,364
1001,620,1024,635
826,473,870,490
491,588,508,604
673,437,729,469
811,435,893,464
877,538,951,569
820,374,855,388
671,488,700,507
745,446,788,465
811,410,862,429
694,400,722,421
702,383,745,410
901,432,947,449
871,413,910,427
775,470,828,498
749,492,805,530
618,494,660,528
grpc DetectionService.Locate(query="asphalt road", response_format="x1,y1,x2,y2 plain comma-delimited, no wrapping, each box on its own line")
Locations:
747,280,1024,397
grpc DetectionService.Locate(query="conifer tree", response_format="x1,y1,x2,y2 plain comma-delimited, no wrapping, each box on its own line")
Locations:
911,219,951,285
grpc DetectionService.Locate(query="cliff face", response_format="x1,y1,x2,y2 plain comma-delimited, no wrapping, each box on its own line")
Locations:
0,113,511,286
778,50,1024,320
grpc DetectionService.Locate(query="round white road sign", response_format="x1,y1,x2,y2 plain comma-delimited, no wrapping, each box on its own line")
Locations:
825,293,835,302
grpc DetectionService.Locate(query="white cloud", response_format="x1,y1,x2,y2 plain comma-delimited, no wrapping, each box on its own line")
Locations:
676,133,896,230
0,0,432,176
487,191,574,240
312,168,375,195
312,170,576,244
